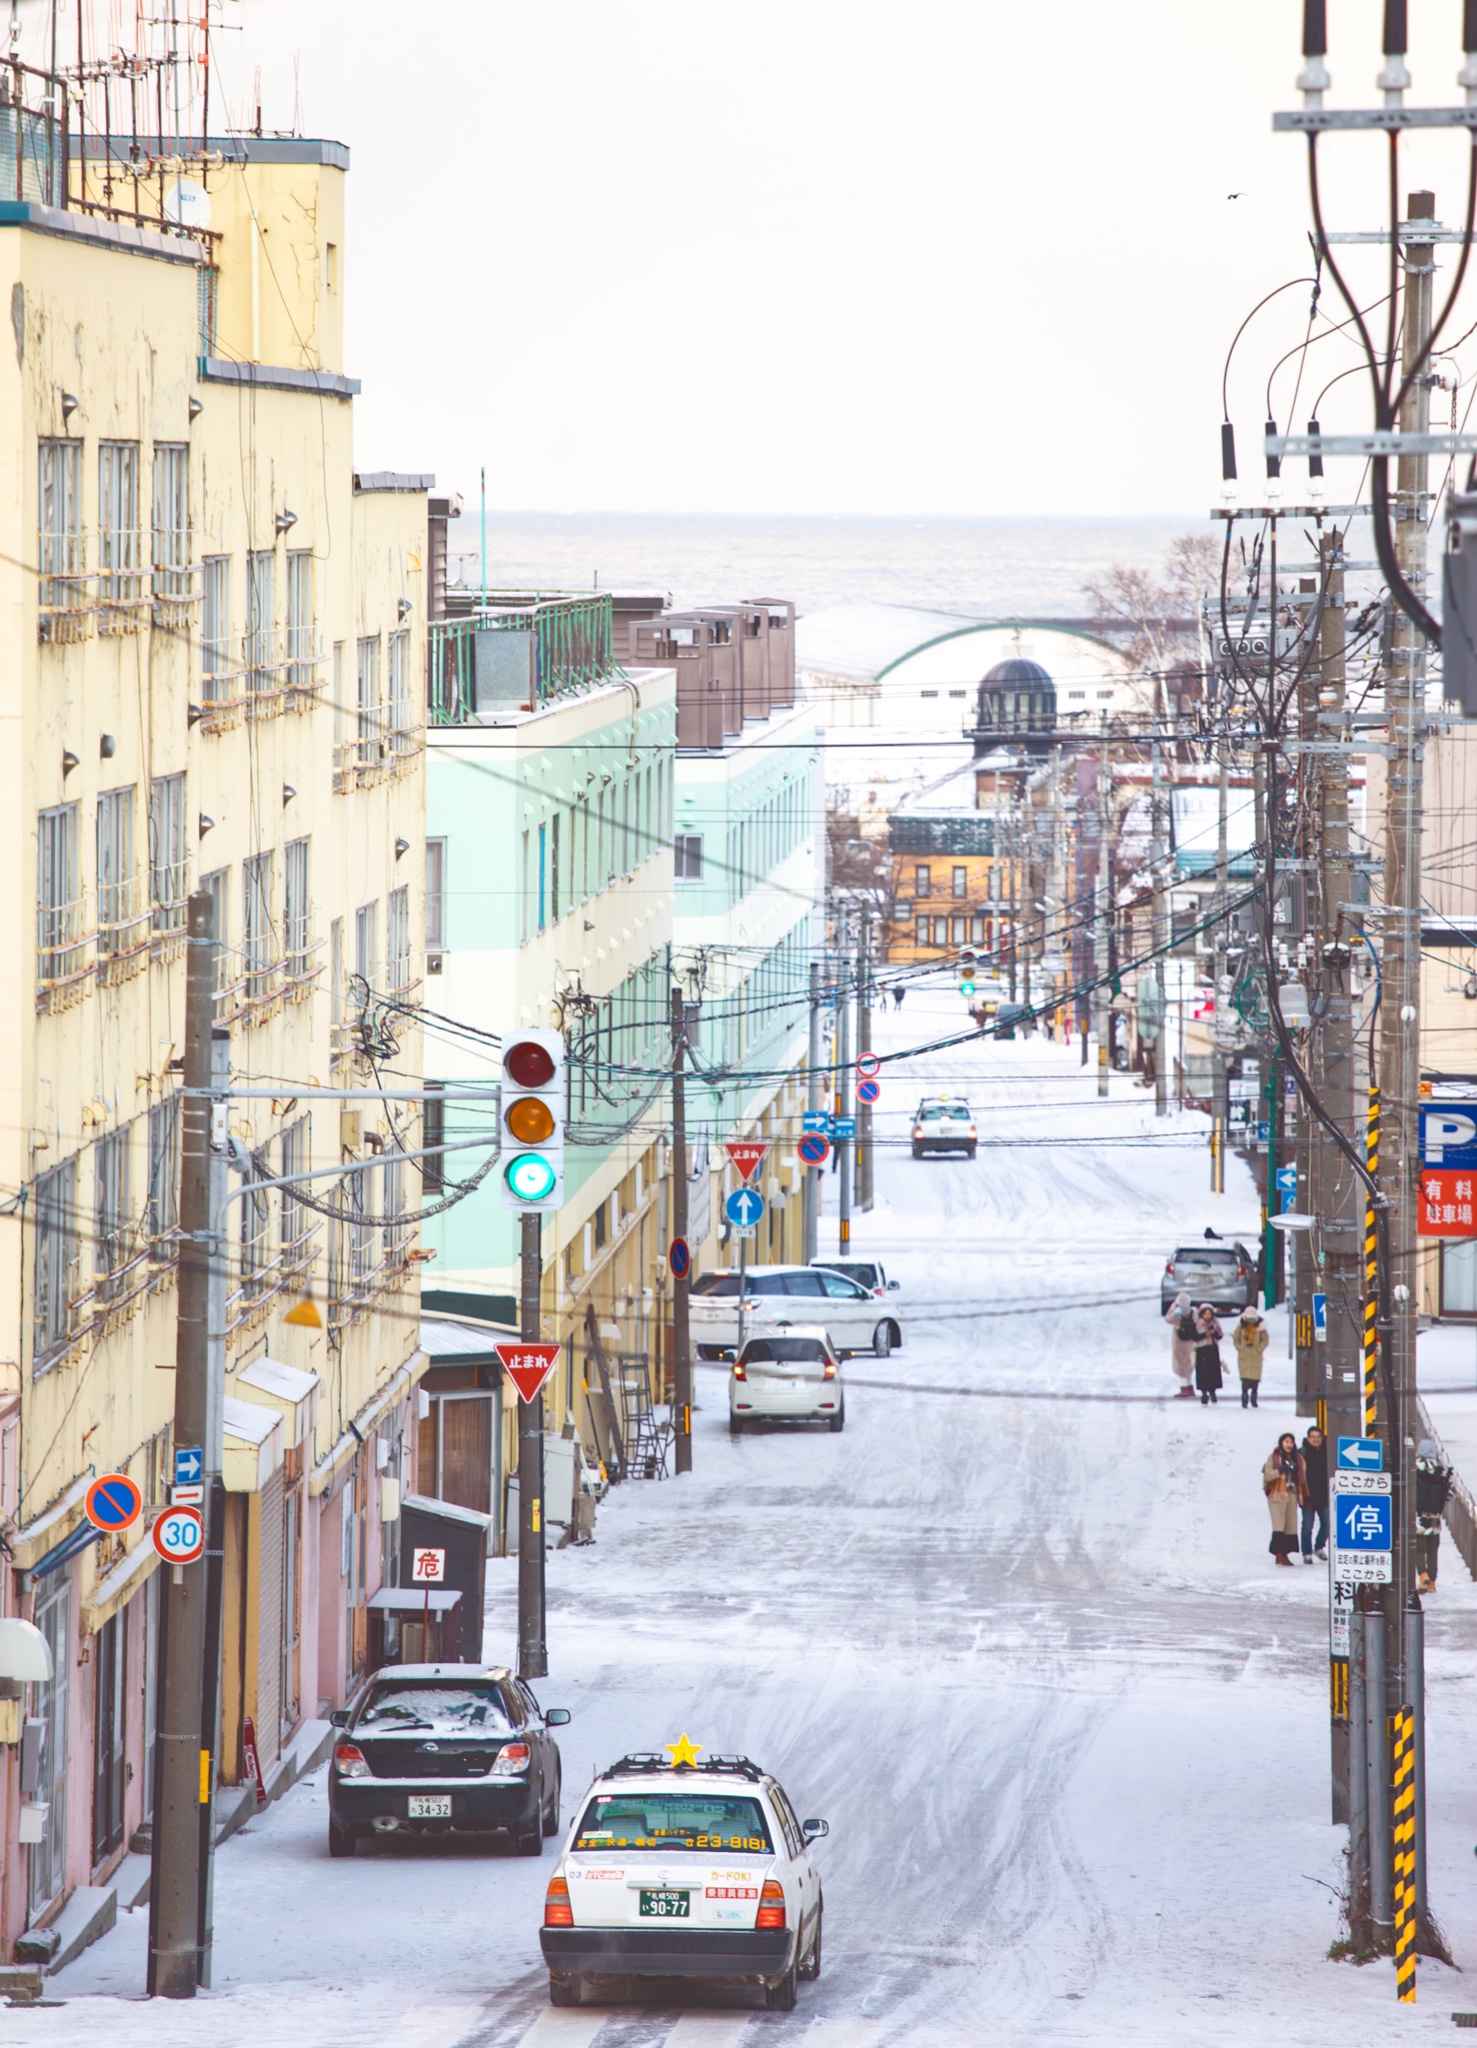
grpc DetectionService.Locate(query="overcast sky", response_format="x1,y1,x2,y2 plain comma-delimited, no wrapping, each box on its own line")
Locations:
205,1,1477,517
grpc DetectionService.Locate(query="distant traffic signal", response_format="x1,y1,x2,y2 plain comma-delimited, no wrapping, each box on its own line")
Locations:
499,1028,565,1211
957,947,978,999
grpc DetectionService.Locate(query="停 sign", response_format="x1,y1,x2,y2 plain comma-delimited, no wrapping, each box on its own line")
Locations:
724,1140,769,1184
493,1341,562,1404
1419,1168,1477,1237
410,1547,447,1584
1330,1469,1393,1583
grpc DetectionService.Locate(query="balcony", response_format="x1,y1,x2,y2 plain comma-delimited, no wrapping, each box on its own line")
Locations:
198,628,327,733
428,594,616,725
97,872,151,985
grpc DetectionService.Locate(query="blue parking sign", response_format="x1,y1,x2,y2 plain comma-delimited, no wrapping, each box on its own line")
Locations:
1335,1494,1391,1552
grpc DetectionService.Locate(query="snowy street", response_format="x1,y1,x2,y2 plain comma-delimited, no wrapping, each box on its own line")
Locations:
25,985,1477,2046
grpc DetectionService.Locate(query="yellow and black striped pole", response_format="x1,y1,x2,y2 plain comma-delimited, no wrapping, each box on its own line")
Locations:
1363,1087,1380,1436
1393,1705,1416,2001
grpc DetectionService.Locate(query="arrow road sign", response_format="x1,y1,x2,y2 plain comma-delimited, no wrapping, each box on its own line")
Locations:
833,1116,856,1140
493,1341,562,1404
798,1132,830,1167
86,1474,143,1533
724,1140,769,1184
801,1111,831,1135
1337,1436,1384,1471
856,1053,881,1079
1276,1163,1298,1212
1312,1292,1327,1342
856,1078,881,1105
152,1506,205,1565
725,1186,765,1230
174,1446,203,1486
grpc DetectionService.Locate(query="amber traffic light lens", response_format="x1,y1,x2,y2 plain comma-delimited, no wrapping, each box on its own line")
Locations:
506,1097,556,1143
505,1041,556,1089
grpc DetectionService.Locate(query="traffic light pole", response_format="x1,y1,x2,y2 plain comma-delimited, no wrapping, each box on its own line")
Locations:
517,1212,547,1679
670,986,692,1474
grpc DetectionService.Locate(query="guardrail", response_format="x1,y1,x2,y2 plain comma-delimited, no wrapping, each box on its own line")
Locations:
428,593,615,724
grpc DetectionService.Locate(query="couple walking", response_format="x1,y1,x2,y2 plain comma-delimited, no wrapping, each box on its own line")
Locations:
1165,1294,1268,1406
1262,1428,1330,1566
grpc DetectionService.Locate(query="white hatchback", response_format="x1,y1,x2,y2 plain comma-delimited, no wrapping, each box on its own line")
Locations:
540,1750,828,2011
730,1327,844,1434
689,1263,903,1362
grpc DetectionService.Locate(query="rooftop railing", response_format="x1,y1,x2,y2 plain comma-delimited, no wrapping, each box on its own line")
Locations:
428,593,616,725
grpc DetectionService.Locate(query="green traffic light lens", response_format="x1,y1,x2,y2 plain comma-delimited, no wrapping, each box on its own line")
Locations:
504,1152,558,1202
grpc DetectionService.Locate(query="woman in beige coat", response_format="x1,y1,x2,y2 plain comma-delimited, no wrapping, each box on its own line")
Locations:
1233,1306,1269,1409
1263,1432,1304,1566
1164,1291,1196,1397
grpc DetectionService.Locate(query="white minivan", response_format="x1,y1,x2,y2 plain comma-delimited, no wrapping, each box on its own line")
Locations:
689,1264,903,1362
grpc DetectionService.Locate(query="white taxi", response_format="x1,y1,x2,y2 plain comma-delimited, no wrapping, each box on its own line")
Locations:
540,1742,828,2010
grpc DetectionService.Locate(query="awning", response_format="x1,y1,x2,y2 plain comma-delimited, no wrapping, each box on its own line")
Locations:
0,1617,52,1681
9,1473,90,1572
224,1396,284,1493
231,1356,320,1449
18,1518,103,1591
85,1531,160,1635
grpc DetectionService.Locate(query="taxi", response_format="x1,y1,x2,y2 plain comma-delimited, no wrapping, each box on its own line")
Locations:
540,1738,828,2011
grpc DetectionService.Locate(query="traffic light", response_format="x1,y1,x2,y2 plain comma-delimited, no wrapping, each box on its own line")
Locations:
957,947,978,999
499,1028,565,1211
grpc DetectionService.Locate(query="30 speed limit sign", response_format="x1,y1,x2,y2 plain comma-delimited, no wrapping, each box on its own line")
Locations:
152,1505,205,1564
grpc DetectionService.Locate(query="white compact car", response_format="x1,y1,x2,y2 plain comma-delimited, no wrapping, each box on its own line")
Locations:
730,1327,844,1434
540,1748,828,2011
690,1263,903,1362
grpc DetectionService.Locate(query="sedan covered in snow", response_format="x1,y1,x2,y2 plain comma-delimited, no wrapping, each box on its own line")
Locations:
327,1664,569,1857
541,1749,827,2010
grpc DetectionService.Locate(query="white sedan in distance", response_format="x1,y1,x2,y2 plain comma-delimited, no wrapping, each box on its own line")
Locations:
689,1263,903,1361
730,1327,844,1434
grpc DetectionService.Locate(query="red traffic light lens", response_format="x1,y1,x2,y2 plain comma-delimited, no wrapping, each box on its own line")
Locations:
505,1040,556,1089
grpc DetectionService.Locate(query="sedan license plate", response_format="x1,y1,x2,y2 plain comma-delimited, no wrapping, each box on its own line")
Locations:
639,1889,691,1918
407,1794,452,1819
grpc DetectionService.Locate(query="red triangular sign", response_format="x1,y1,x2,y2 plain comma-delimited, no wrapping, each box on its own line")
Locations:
725,1140,769,1184
493,1341,563,1403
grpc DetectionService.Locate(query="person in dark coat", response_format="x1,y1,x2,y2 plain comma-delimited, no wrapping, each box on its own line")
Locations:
892,984,905,1010
1415,1438,1454,1591
1193,1304,1224,1404
1299,1425,1329,1561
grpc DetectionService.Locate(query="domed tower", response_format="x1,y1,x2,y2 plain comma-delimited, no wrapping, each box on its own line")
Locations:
972,657,1057,757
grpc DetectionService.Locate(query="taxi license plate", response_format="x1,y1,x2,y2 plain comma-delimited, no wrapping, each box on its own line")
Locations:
408,1795,451,1819
639,1889,690,1918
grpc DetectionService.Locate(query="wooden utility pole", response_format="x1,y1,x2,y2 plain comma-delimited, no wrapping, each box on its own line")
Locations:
517,1213,547,1678
856,907,874,1212
670,986,692,1474
1095,722,1111,1095
803,963,821,1262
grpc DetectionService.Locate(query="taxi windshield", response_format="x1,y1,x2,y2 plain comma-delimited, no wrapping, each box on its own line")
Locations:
572,1791,773,1854
358,1682,512,1735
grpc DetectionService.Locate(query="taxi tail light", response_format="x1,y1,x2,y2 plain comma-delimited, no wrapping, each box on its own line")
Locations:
732,1360,747,1381
755,1878,786,1929
544,1876,574,1927
491,1741,532,1776
333,1742,370,1779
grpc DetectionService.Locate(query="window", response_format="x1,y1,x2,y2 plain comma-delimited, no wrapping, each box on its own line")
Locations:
952,866,968,898
243,852,274,1001
971,913,986,943
149,774,187,935
330,917,344,1047
914,865,931,897
146,1096,180,1252
325,242,337,290
98,443,140,614
37,802,80,983
284,838,310,982
675,833,703,881
1067,689,1086,701
38,439,84,612
537,822,548,934
915,915,929,946
239,1167,269,1302
382,1155,404,1256
246,550,275,692
201,556,231,699
151,443,189,600
593,1199,607,1251
387,628,410,746
95,1125,132,1298
355,901,378,991
422,1083,444,1193
425,839,446,952
201,867,229,1007
357,636,381,763
280,1115,310,1261
33,1157,78,1363
286,551,314,692
932,916,948,945
386,885,410,993
96,787,138,957
951,914,968,943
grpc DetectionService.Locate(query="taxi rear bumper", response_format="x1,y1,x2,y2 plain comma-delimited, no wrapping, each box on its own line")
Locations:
540,1926,792,1980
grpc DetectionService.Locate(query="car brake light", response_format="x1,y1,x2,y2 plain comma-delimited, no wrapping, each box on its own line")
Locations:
1164,1261,1174,1277
733,1360,747,1381
823,1360,837,1380
544,1876,574,1927
491,1741,531,1776
913,1126,924,1138
1237,1264,1248,1278
333,1742,370,1779
756,1878,786,1929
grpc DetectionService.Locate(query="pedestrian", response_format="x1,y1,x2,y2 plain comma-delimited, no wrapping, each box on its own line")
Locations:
1415,1438,1454,1592
892,984,905,1010
1262,1432,1303,1566
1299,1425,1329,1562
1192,1303,1224,1405
1232,1305,1268,1408
1163,1290,1197,1398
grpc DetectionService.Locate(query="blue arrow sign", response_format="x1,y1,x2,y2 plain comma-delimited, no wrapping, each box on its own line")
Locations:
1335,1493,1391,1552
1337,1436,1384,1472
174,1445,203,1486
725,1187,765,1230
833,1116,856,1140
1312,1292,1327,1341
801,1111,832,1135
1276,1165,1297,1192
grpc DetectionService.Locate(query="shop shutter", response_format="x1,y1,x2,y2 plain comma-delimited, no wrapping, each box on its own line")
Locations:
256,1466,284,1777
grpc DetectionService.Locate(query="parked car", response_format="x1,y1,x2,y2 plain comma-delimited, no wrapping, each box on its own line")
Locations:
1159,1239,1257,1315
730,1327,845,1434
541,1749,827,2010
810,1257,900,1299
911,1098,977,1158
690,1264,903,1362
327,1663,569,1858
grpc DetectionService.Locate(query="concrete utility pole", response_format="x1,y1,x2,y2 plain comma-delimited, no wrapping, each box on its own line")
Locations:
148,889,219,1998
517,1212,547,1678
1295,576,1321,1410
1096,721,1111,1096
803,962,821,1262
1151,736,1169,1116
856,906,874,1212
670,986,692,1474
1211,741,1231,1183
837,914,853,1254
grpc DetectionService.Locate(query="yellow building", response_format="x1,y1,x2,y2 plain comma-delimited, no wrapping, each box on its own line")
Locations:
0,120,427,1944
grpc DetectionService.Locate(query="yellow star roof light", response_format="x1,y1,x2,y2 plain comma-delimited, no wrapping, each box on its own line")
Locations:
664,1733,703,1769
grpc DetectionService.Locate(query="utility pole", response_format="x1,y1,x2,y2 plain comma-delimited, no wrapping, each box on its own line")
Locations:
837,914,853,1254
670,986,692,1475
1375,186,1434,1957
517,1212,546,1678
148,889,219,1998
1295,575,1321,1408
1095,721,1111,1095
856,907,873,1212
1151,735,1169,1116
803,962,821,1262
1212,742,1231,1179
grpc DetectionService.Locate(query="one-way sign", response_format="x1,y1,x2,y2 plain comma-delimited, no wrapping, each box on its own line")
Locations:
1337,1436,1383,1472
174,1445,203,1486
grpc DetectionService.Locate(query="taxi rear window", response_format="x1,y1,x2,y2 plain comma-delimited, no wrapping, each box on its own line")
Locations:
573,1792,773,1854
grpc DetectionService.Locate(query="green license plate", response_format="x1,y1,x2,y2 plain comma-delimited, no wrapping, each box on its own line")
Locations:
639,1889,691,1918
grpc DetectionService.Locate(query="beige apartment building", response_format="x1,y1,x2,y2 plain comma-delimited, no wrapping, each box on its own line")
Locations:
0,123,428,1956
